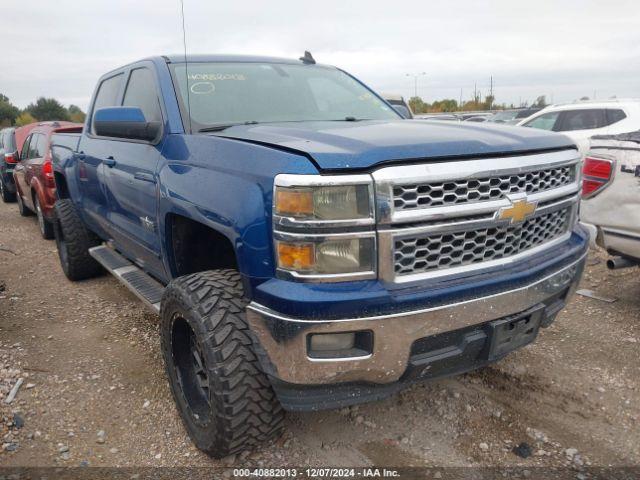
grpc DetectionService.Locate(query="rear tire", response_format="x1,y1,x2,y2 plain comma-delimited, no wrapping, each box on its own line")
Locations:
53,199,103,281
35,196,54,240
0,178,16,203
160,269,284,458
17,191,33,216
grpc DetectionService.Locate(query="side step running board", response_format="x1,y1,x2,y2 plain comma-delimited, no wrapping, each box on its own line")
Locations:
89,245,164,314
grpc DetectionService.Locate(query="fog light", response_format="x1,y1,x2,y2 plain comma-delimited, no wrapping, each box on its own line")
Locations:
307,331,373,359
309,333,355,352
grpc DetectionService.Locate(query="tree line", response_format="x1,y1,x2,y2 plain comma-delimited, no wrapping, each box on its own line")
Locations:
0,94,86,128
408,94,549,114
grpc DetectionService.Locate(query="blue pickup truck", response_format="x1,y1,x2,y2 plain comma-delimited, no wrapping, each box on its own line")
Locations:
51,53,588,457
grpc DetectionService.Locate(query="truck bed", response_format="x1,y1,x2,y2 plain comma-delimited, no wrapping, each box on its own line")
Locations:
51,132,82,166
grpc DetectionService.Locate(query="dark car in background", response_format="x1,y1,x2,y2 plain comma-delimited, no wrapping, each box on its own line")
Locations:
0,128,19,202
12,121,83,238
0,124,39,202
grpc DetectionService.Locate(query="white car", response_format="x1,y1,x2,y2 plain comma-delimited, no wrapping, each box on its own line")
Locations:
580,131,640,268
517,99,640,153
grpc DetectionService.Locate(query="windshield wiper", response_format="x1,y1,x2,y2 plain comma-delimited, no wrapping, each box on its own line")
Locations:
199,121,260,133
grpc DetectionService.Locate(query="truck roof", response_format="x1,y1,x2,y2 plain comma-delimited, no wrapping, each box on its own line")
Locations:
160,54,312,65
100,54,332,78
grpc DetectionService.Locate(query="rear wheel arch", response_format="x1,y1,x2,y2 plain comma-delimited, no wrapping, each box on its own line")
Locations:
54,172,70,199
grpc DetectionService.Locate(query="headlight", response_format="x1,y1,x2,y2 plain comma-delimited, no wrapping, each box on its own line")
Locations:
276,235,375,277
273,174,376,282
273,174,374,226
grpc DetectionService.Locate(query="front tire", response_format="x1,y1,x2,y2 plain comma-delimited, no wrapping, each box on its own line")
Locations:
53,199,103,280
35,196,54,240
160,269,284,458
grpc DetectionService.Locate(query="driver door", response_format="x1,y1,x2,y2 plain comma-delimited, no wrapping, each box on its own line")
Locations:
101,65,166,280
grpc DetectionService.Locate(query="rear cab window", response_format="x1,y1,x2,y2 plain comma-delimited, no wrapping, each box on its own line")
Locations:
91,73,124,134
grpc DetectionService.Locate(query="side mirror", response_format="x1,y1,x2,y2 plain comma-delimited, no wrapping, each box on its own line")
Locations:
93,107,161,142
392,105,413,119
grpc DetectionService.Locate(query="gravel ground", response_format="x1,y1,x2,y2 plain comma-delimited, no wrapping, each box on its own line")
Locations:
0,199,639,472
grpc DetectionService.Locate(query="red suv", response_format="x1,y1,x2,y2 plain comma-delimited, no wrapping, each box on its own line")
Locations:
13,122,83,239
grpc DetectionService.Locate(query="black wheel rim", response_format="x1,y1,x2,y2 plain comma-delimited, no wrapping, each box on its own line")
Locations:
171,315,212,423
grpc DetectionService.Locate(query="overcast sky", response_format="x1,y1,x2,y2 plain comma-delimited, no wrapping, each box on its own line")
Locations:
2,0,639,110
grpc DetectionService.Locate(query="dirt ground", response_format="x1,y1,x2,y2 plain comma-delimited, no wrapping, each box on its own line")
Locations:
1,198,639,472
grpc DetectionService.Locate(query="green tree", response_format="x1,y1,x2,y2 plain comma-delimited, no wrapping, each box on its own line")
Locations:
533,96,548,108
484,94,495,110
430,99,458,113
15,112,36,127
408,96,426,114
0,94,20,126
67,104,86,124
26,97,70,121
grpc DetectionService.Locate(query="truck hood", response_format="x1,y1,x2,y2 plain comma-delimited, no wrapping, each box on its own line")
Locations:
213,120,575,171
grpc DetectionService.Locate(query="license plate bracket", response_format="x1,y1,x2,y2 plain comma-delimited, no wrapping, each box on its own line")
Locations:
486,305,544,360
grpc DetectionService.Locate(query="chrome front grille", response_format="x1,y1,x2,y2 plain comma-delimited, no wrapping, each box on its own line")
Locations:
373,150,582,283
394,207,570,276
392,165,574,210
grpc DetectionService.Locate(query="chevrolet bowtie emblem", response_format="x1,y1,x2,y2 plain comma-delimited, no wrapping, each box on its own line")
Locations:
496,198,537,224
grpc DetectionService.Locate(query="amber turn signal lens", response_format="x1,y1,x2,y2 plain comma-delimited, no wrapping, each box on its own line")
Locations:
275,189,313,217
277,242,315,270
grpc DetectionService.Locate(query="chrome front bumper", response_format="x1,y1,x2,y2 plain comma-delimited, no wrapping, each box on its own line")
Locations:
246,253,586,385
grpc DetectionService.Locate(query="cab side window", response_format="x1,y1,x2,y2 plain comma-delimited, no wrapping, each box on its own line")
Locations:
123,68,162,123
91,73,124,134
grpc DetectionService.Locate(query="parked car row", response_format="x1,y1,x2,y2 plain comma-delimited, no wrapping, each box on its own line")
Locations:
517,99,640,153
0,122,83,238
410,99,640,155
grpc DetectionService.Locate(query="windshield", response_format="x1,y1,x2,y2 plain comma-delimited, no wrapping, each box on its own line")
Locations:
171,62,399,130
489,111,519,122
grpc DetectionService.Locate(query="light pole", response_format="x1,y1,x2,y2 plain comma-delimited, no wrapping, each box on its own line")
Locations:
406,72,426,98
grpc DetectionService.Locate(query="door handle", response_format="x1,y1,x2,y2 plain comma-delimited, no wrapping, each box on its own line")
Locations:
103,157,116,168
133,172,157,184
